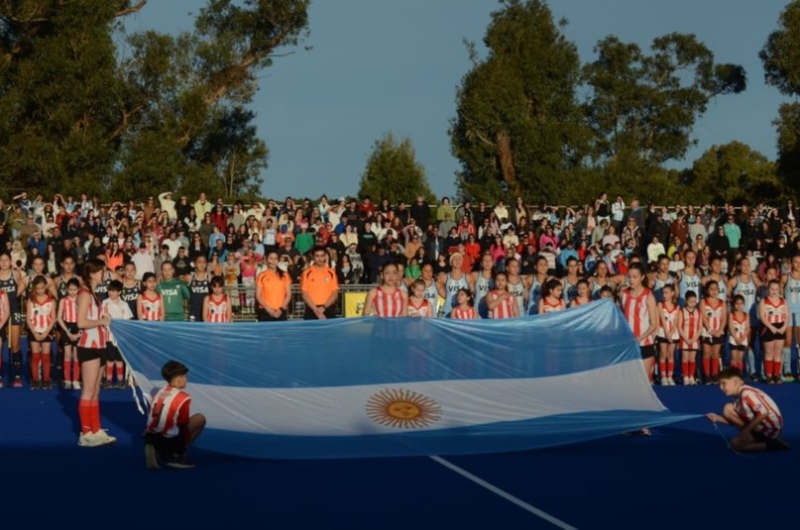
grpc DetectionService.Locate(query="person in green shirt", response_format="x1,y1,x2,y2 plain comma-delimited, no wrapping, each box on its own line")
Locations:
157,261,191,321
294,226,315,256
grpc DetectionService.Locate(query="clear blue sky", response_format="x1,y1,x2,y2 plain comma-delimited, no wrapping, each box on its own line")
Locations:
125,0,789,200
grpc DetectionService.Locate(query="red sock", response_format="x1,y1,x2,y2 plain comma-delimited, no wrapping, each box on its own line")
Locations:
116,364,124,381
73,358,82,383
735,361,745,371
682,361,689,377
106,363,114,382
711,359,720,376
702,358,711,378
667,361,674,377
79,400,92,434
31,353,42,382
689,360,696,377
89,401,101,433
659,361,666,378
64,359,72,382
765,360,773,378
42,354,51,382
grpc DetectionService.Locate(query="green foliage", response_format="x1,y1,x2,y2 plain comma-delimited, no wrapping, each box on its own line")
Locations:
684,142,780,205
0,0,309,201
358,132,435,204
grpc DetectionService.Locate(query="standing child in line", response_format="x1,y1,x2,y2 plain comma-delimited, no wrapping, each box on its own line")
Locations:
706,367,790,452
728,294,750,374
760,278,789,384
700,281,727,384
203,276,232,323
57,278,82,389
486,272,519,319
137,272,164,321
570,279,592,308
677,290,702,385
657,283,679,385
102,280,133,389
144,360,206,470
407,279,434,318
26,275,56,390
450,288,478,320
538,279,566,314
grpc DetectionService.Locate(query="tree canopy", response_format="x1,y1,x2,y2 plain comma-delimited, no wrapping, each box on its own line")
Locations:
358,132,435,205
0,0,309,201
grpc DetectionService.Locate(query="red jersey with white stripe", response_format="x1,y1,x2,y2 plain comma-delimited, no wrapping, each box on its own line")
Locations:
762,297,787,325
451,306,477,320
570,298,590,308
373,287,405,317
679,307,702,350
29,295,55,333
77,288,107,349
701,298,725,338
140,293,164,321
735,385,783,439
620,287,655,346
657,303,679,341
540,298,565,314
407,298,433,318
59,296,78,324
206,295,230,323
488,290,515,319
145,386,191,439
0,290,5,321
729,312,748,347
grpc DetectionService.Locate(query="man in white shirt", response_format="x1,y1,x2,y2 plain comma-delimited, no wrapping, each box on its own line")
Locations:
159,191,177,221
131,244,155,280
611,196,626,231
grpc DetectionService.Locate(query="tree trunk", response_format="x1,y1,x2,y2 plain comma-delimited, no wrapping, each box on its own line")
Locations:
496,130,519,195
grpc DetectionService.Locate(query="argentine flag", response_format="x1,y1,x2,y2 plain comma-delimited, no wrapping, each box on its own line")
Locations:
111,299,697,459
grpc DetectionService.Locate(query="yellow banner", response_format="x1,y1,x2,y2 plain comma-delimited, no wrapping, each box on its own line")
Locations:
344,291,368,318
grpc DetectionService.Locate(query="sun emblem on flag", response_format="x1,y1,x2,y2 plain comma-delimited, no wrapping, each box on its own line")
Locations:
365,388,442,429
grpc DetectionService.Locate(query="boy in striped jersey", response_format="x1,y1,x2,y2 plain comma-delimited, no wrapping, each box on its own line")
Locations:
144,360,206,470
706,367,790,452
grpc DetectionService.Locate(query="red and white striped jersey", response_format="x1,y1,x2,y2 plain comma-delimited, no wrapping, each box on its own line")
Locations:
206,295,229,323
451,306,477,320
540,298,565,314
657,303,679,341
59,296,78,324
762,297,787,325
488,290,515,319
139,293,164,321
735,385,783,438
679,307,702,350
145,386,191,439
0,290,5,322
373,287,405,317
407,298,433,318
620,287,655,346
77,288,107,349
702,298,725,338
729,312,748,347
28,295,55,333
570,298,590,308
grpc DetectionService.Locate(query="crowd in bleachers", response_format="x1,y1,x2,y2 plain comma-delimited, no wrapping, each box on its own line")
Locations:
1,189,800,389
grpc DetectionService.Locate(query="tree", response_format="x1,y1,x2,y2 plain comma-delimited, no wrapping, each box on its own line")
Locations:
358,133,434,205
761,1,800,189
583,33,746,193
684,142,781,205
449,0,590,205
0,0,309,200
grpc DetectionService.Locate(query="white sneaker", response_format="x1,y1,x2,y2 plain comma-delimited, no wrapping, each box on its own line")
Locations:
78,432,105,447
682,376,689,386
690,377,697,385
63,381,73,390
145,444,160,470
72,381,81,390
92,430,117,445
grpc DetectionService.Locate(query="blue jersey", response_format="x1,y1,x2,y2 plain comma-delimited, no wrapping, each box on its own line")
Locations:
444,273,469,311
678,270,702,306
527,275,545,314
562,276,579,304
785,274,800,319
652,273,676,303
422,280,440,317
732,275,758,324
474,272,494,318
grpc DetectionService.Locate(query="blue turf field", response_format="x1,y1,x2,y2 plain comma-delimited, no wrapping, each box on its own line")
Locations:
1,382,797,529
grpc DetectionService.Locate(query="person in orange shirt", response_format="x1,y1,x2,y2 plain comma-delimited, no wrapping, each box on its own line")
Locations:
255,251,292,321
300,246,339,320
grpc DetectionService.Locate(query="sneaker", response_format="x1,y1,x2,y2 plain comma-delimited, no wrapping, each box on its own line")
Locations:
42,380,53,390
145,444,160,470
92,430,117,445
72,381,81,390
13,377,23,388
782,373,796,383
166,454,195,469
63,380,73,390
78,432,105,448
0,379,3,389
117,380,127,390
766,437,792,451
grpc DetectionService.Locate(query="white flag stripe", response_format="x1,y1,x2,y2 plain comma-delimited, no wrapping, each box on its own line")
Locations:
134,360,662,436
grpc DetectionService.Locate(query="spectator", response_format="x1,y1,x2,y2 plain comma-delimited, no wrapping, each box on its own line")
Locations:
158,192,176,221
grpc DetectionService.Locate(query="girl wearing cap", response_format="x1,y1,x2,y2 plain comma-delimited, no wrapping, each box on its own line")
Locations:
438,252,472,312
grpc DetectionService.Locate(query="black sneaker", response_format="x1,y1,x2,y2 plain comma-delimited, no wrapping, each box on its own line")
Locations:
31,381,41,390
766,437,791,451
166,454,196,469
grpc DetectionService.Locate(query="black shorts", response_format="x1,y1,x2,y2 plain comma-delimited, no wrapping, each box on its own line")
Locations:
77,346,106,365
258,307,288,322
753,431,791,451
144,432,186,456
105,344,123,363
761,328,785,343
703,336,724,346
303,305,337,320
640,344,656,360
656,337,676,345
729,345,746,352
11,312,24,326
59,323,80,346
27,331,53,344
